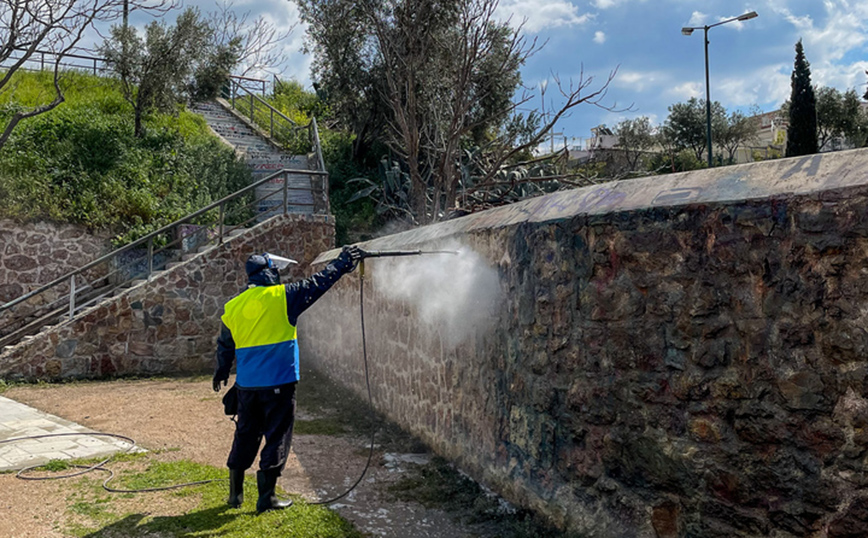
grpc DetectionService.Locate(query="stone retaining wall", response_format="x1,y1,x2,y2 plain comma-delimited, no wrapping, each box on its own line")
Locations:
0,214,334,379
302,150,868,537
0,220,110,303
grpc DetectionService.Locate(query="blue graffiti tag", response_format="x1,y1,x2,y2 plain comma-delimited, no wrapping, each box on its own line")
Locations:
780,154,822,180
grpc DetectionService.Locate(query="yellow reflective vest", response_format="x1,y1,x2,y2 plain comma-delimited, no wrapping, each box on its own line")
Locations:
221,285,299,388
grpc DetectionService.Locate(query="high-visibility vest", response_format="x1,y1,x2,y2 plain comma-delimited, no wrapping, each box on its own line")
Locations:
221,285,299,388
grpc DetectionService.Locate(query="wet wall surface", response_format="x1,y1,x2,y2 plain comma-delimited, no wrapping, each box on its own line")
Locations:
305,149,868,537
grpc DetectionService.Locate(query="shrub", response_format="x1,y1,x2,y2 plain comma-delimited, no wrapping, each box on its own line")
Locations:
0,70,252,244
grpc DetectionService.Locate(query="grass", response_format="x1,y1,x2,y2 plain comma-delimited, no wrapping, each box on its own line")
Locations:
0,70,252,244
293,418,346,436
55,456,365,538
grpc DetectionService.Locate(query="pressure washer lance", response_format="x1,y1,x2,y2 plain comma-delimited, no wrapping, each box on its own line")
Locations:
358,249,460,258
310,247,458,506
355,248,458,277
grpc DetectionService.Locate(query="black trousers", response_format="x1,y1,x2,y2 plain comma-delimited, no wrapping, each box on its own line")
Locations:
227,383,297,473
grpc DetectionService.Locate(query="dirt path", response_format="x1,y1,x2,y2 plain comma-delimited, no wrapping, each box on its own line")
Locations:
1,376,487,538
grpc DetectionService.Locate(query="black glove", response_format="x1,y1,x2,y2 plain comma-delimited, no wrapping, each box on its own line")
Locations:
213,374,228,392
336,245,364,272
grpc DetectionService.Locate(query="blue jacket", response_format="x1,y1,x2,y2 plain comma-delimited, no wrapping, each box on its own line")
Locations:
215,257,351,389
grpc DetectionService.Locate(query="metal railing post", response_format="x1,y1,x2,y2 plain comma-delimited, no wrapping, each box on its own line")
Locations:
69,275,76,320
249,94,254,122
270,108,274,138
147,236,154,277
219,202,225,244
283,172,289,214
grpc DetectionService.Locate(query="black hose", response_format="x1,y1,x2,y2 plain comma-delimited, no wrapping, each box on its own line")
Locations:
0,431,223,493
309,260,376,504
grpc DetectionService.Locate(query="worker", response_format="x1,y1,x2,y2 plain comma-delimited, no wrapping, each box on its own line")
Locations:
213,246,362,513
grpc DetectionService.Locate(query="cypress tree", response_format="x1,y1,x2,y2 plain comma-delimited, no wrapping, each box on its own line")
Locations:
786,39,818,157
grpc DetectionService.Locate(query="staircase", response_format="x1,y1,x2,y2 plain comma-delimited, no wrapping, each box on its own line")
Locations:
0,81,330,352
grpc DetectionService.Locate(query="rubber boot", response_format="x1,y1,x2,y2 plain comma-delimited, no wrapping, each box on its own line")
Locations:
227,468,245,508
256,469,293,513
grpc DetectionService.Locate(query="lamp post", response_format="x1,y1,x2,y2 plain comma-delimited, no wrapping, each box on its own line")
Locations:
682,11,758,167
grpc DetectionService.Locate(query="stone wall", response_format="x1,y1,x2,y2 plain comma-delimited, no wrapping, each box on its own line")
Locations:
0,214,334,379
302,150,868,537
0,220,110,303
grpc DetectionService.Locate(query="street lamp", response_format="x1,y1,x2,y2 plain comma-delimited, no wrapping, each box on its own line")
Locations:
682,11,758,167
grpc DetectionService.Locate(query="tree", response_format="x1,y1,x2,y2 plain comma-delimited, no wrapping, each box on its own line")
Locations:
664,97,726,163
786,40,818,157
100,7,215,137
718,110,758,163
816,86,846,151
841,89,868,148
815,86,868,151
614,116,655,172
207,1,295,78
296,0,387,160
299,0,618,224
0,0,173,149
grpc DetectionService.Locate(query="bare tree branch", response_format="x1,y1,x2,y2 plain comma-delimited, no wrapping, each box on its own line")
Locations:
0,0,175,150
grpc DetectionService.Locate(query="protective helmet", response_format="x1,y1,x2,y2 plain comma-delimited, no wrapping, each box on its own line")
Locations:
245,253,297,286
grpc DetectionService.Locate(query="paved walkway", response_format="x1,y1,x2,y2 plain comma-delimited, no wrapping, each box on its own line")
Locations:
0,396,133,472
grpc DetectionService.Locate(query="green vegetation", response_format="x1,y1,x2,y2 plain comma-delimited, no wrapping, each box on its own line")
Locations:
59,457,364,538
786,39,818,157
43,459,72,472
0,70,251,244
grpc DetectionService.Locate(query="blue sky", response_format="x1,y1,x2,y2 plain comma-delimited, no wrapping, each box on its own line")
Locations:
115,0,868,144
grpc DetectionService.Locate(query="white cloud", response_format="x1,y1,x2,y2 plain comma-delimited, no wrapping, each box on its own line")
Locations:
612,69,665,93
713,64,790,109
496,0,592,33
771,0,868,64
670,81,703,100
594,31,606,44
688,11,706,27
592,0,646,9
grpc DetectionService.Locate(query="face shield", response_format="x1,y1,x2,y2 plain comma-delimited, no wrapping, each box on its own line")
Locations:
263,253,298,271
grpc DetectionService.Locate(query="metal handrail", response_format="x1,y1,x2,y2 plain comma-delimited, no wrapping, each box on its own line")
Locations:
0,48,111,75
225,77,329,210
0,167,327,346
227,77,303,134
0,167,326,315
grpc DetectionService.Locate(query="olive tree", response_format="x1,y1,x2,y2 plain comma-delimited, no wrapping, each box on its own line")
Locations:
101,7,214,137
